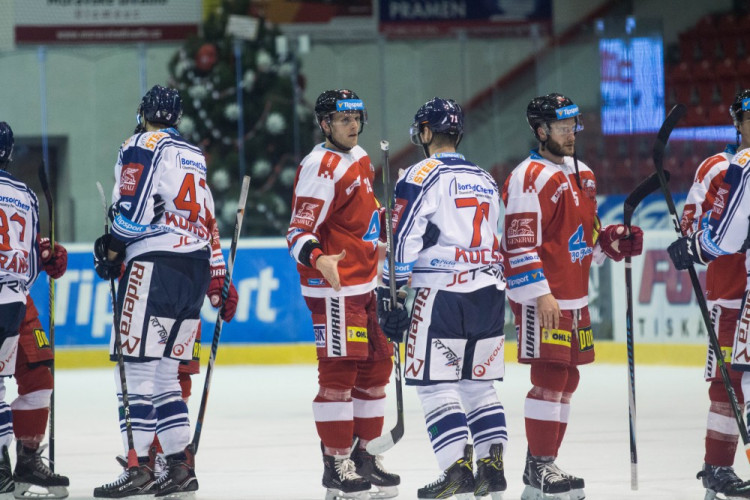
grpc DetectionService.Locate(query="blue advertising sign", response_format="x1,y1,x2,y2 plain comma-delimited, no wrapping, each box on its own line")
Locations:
28,239,314,347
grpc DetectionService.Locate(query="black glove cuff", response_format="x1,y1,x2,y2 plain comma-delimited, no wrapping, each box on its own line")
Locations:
298,239,323,268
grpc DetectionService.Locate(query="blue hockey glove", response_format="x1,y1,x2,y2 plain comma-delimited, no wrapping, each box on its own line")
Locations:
667,230,708,270
376,286,410,343
93,234,125,280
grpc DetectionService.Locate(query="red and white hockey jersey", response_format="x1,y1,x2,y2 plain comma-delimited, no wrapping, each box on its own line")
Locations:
501,151,602,309
681,146,745,306
287,143,380,298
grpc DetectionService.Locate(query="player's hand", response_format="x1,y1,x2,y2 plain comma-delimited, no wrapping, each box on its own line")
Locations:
536,293,560,330
599,224,642,261
207,276,238,322
40,238,67,279
376,286,410,343
668,230,708,270
314,250,346,291
93,234,125,280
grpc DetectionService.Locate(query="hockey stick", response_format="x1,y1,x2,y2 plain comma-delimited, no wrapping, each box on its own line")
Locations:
622,170,669,490
653,104,750,461
190,175,251,456
37,163,56,471
96,181,139,470
366,140,405,455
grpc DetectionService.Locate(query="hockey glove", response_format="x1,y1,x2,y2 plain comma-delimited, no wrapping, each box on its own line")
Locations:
207,275,239,323
599,224,643,262
378,206,388,244
376,286,410,343
39,238,68,279
93,234,125,280
668,230,709,270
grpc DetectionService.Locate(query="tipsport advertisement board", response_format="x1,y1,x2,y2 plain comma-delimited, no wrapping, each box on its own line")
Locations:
28,239,313,347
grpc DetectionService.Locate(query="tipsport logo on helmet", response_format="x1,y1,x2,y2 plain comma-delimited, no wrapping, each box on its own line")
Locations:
555,104,579,119
336,99,364,111
743,98,750,111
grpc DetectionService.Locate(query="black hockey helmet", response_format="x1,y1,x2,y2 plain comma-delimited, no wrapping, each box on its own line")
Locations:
730,89,750,124
0,122,13,166
526,93,583,141
409,97,464,147
137,85,182,128
314,89,367,135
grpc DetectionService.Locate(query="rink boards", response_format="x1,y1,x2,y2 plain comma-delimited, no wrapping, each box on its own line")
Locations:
29,234,712,369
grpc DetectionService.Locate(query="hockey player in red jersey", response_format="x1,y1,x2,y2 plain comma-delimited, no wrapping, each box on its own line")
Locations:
501,94,644,500
287,89,400,500
674,90,750,499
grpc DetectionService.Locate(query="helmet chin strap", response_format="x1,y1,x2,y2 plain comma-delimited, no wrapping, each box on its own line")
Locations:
327,132,352,153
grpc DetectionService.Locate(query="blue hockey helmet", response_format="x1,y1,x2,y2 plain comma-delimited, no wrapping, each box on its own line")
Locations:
526,93,583,141
730,89,750,124
137,85,182,128
410,97,464,146
314,89,367,135
0,122,13,165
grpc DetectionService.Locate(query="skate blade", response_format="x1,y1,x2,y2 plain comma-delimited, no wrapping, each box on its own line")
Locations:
368,485,397,498
13,483,69,500
155,493,194,500
520,485,570,500
453,493,475,500
325,488,370,500
569,488,585,500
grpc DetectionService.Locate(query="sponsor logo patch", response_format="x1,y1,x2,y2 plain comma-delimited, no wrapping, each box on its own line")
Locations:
711,184,730,219
508,254,541,268
314,324,325,348
34,329,50,349
578,327,594,352
506,269,545,289
505,212,537,249
120,163,144,196
406,159,440,185
318,151,341,179
542,328,572,347
291,197,323,229
347,326,368,343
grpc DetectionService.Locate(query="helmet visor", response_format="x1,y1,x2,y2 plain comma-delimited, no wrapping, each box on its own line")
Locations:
409,122,423,145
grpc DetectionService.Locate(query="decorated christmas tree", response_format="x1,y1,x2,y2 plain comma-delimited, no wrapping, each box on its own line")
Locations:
168,0,315,236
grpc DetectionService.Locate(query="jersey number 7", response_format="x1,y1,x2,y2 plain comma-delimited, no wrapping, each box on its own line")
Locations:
455,197,489,248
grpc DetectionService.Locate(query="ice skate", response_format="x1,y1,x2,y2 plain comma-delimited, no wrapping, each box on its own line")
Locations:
351,443,399,498
418,444,475,499
697,463,750,499
474,443,506,499
13,443,69,499
92,457,155,499
520,455,570,500
0,446,14,500
153,452,198,499
547,462,584,500
322,451,371,500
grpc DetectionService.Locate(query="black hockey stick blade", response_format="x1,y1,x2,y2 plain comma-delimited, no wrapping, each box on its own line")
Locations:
653,104,687,169
623,171,670,227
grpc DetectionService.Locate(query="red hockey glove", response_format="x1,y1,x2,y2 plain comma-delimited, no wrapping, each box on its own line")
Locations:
378,206,388,243
599,224,643,262
40,238,67,279
207,275,238,323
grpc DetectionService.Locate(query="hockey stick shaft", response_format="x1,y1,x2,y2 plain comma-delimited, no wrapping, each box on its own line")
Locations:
191,175,251,455
38,163,55,470
96,181,139,469
653,105,750,458
366,141,405,455
622,171,667,490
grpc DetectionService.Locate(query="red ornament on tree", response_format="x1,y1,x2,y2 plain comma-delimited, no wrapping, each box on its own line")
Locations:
195,43,218,73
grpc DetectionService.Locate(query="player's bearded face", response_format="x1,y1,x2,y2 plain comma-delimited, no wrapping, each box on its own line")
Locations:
329,111,361,150
546,118,577,157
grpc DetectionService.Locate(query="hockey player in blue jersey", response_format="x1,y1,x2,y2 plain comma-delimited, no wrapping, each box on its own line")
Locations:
377,98,508,500
92,85,238,499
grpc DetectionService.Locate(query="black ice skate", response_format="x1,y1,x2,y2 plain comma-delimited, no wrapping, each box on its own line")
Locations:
520,455,571,500
547,461,585,500
153,452,198,499
13,443,69,499
698,463,750,499
351,443,400,499
474,443,507,499
322,451,371,500
93,457,155,499
0,446,14,499
418,444,475,499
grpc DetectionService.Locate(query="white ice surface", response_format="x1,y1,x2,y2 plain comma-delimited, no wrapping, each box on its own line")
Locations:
8,362,739,499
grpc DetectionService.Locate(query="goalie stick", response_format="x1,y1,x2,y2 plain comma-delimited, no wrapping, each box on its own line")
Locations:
95,181,139,470
38,162,56,470
190,175,251,455
653,103,750,461
622,170,669,490
366,140,405,456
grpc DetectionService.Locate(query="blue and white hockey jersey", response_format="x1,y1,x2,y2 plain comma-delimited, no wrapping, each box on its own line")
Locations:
110,129,217,265
383,152,504,293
